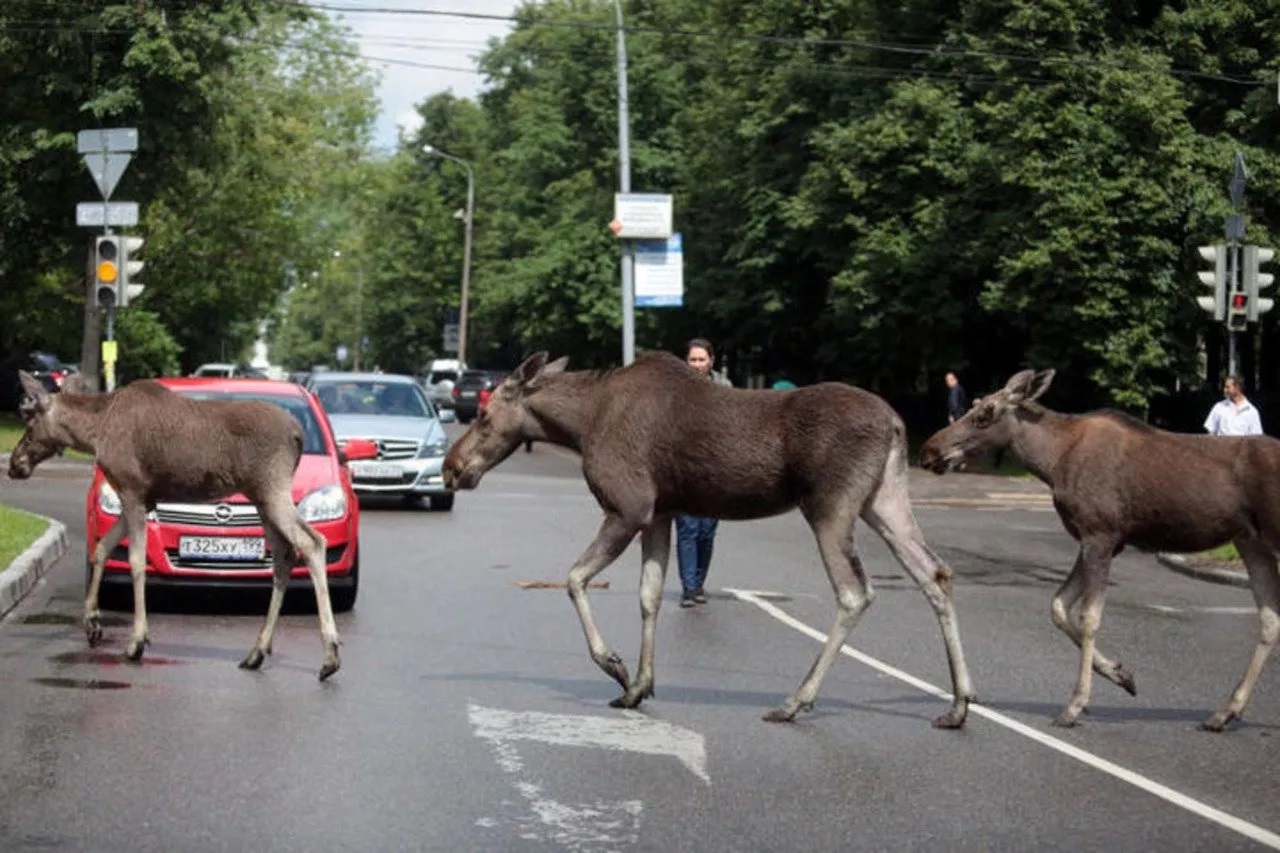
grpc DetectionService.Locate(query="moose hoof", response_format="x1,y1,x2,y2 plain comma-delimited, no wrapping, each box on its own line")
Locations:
609,682,654,709
318,659,340,682
124,638,148,662
84,618,103,647
932,707,968,729
239,648,266,671
599,653,631,691
1052,711,1081,728
762,707,797,723
1114,665,1137,697
1200,711,1236,733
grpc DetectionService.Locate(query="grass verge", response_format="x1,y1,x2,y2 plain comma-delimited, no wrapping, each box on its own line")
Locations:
0,412,91,459
0,504,50,571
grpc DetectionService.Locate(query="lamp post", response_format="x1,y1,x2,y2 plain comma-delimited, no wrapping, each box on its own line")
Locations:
423,143,475,366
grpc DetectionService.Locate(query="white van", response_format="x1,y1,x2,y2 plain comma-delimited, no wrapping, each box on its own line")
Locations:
425,358,465,408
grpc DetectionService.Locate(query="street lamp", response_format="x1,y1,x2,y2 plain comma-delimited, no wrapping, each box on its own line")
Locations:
423,143,475,366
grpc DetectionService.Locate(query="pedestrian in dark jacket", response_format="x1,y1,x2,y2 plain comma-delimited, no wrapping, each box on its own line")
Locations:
945,371,969,423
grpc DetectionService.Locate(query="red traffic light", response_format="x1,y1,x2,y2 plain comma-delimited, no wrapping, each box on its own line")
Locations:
1232,293,1248,310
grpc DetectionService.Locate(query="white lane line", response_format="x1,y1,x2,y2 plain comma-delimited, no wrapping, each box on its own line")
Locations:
1147,605,1257,616
724,587,1280,851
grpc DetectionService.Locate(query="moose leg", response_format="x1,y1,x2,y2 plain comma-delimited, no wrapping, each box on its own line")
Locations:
567,513,640,694
84,514,128,647
764,504,873,724
240,520,293,673
863,488,975,729
123,506,151,661
1051,553,1135,695
1054,540,1116,727
274,501,341,681
1203,537,1280,732
612,515,672,709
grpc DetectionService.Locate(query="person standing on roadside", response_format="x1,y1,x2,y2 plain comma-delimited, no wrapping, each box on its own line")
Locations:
1204,375,1263,436
945,371,969,424
677,337,732,608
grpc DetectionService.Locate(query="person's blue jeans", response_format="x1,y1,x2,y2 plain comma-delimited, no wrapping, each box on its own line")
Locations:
676,514,719,596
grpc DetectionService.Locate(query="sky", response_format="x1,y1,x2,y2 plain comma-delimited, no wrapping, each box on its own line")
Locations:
316,1,522,153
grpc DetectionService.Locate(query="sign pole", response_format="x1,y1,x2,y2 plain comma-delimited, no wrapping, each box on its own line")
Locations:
614,0,635,366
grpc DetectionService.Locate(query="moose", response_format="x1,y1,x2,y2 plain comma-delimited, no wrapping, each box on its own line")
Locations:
920,368,1280,731
443,351,976,728
7,371,342,680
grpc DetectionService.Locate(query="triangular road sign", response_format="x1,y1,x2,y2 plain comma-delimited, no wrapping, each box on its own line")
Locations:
83,151,132,200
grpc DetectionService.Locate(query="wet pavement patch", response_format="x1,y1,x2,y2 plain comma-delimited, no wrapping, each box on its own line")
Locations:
21,613,77,625
21,612,130,627
49,650,184,666
32,676,131,690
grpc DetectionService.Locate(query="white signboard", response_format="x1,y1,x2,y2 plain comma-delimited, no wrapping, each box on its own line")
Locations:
77,127,138,154
442,323,459,354
634,233,683,307
613,193,673,239
76,201,139,227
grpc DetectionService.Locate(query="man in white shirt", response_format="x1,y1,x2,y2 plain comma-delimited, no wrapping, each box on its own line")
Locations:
1204,375,1263,436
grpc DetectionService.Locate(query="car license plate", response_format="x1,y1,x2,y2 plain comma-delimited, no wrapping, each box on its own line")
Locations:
352,461,403,480
178,536,265,561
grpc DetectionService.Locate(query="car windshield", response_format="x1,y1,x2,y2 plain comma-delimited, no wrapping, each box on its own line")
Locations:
312,381,434,418
175,390,328,455
429,370,458,384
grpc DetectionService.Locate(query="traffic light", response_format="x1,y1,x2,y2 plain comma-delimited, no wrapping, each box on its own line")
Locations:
1228,291,1249,331
121,235,145,305
1196,245,1227,321
93,235,121,308
1243,245,1275,322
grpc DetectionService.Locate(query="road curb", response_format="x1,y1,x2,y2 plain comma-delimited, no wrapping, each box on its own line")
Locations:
1,515,68,619
1155,552,1249,589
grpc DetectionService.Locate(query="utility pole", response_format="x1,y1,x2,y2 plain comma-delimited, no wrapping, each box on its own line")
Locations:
614,0,635,366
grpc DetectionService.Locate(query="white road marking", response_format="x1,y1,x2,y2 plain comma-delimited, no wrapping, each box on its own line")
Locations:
468,704,709,851
1147,605,1257,616
469,704,709,783
724,587,1280,851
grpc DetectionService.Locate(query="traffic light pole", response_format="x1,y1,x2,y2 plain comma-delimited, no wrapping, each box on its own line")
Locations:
1229,238,1239,378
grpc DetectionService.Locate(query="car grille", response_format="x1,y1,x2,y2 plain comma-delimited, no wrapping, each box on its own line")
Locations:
154,502,260,528
366,437,421,461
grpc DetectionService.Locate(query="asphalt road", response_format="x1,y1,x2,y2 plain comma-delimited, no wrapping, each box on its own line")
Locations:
0,442,1278,852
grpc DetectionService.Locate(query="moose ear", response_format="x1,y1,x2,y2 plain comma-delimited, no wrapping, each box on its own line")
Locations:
513,352,550,385
1026,369,1055,401
17,371,50,414
1005,368,1055,404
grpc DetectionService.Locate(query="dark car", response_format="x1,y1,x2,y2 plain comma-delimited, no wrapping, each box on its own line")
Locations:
0,350,75,412
451,369,506,423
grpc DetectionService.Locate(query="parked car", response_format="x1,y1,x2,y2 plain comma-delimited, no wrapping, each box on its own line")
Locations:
452,369,507,423
84,378,376,611
0,350,75,411
190,362,268,379
305,371,458,510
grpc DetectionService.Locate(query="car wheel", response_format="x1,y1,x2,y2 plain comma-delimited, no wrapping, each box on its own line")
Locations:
331,552,359,613
429,493,455,511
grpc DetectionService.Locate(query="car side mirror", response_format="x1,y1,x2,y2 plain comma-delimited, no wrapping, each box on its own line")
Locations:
438,408,457,423
341,438,378,463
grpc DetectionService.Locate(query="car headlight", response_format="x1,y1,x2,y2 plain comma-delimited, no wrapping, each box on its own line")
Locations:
98,481,122,516
420,438,449,458
297,484,347,523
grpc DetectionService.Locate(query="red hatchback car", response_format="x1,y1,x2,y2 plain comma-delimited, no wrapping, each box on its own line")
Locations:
84,378,377,611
